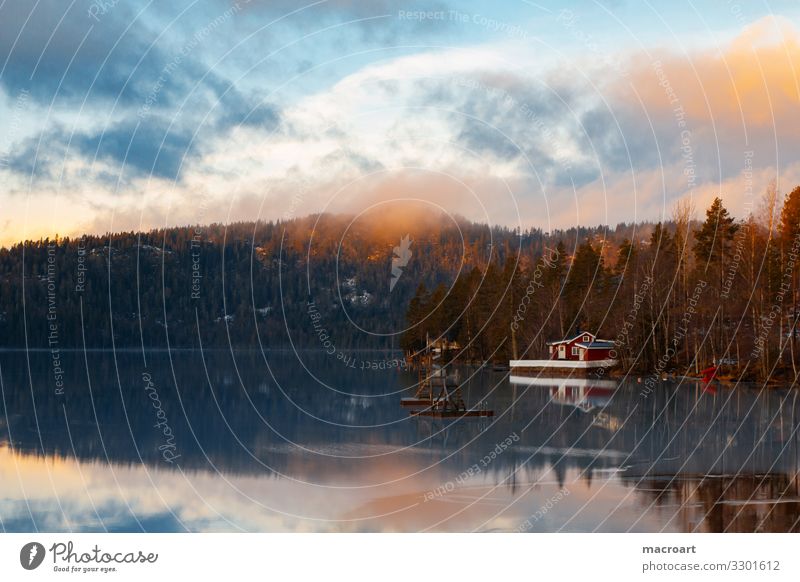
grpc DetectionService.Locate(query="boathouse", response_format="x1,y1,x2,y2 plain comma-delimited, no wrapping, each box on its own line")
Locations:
547,331,616,362
509,330,618,376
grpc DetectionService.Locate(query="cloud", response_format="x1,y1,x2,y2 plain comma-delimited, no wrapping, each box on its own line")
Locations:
4,7,800,246
213,88,281,131
616,15,800,183
0,0,164,104
237,0,456,41
3,134,60,180
75,119,196,181
0,0,280,128
428,14,800,216
182,17,800,230
4,119,195,183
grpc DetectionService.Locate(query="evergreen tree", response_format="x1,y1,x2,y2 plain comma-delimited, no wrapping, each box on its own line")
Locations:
693,197,739,268
692,197,739,361
614,238,636,276
401,283,429,352
564,239,607,331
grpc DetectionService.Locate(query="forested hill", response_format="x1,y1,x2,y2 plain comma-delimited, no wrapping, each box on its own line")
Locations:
0,211,660,350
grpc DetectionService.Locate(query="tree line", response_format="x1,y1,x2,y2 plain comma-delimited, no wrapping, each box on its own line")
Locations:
3,187,799,382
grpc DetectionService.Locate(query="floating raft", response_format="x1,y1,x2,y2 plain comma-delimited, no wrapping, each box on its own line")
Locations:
410,408,494,418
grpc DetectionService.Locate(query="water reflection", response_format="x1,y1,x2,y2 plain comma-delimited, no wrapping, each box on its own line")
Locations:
0,351,798,532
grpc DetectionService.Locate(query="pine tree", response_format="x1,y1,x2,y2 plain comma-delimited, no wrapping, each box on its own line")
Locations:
693,197,739,363
693,197,738,268
614,238,636,276
564,239,606,331
401,283,429,353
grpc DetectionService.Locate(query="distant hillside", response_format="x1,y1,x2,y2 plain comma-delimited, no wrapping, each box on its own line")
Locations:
0,209,656,350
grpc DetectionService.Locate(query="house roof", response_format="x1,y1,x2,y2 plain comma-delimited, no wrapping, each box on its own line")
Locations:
546,332,596,345
575,341,615,349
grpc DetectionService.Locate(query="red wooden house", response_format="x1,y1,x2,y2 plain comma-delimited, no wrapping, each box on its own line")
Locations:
547,331,616,362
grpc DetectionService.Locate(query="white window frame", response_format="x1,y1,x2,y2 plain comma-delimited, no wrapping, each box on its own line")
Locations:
583,335,590,342
571,346,578,356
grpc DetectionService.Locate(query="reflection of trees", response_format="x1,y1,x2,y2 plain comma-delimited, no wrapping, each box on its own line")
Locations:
597,383,800,532
633,473,800,532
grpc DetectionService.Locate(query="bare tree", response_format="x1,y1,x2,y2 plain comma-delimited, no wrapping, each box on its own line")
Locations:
672,197,695,367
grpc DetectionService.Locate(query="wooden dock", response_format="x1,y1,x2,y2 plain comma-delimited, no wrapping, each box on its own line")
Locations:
403,337,494,418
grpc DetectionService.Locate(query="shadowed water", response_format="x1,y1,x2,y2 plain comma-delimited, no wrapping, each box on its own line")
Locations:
1,350,799,532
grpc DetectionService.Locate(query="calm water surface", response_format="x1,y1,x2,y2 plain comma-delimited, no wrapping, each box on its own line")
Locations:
1,350,799,532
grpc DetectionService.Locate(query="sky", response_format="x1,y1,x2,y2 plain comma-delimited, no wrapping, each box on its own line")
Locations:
1,0,800,246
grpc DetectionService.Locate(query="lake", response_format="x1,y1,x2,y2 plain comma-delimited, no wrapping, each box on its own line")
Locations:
1,350,799,532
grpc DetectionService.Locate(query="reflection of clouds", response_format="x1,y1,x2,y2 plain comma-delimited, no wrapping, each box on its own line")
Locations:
1,445,668,532
339,468,669,533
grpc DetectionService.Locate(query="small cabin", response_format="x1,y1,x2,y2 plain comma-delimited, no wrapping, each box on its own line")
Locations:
547,331,616,362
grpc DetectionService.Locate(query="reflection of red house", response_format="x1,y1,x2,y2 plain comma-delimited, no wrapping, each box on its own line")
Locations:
547,331,616,362
550,385,615,412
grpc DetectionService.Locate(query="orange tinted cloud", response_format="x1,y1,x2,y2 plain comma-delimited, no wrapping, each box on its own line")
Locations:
624,15,800,143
